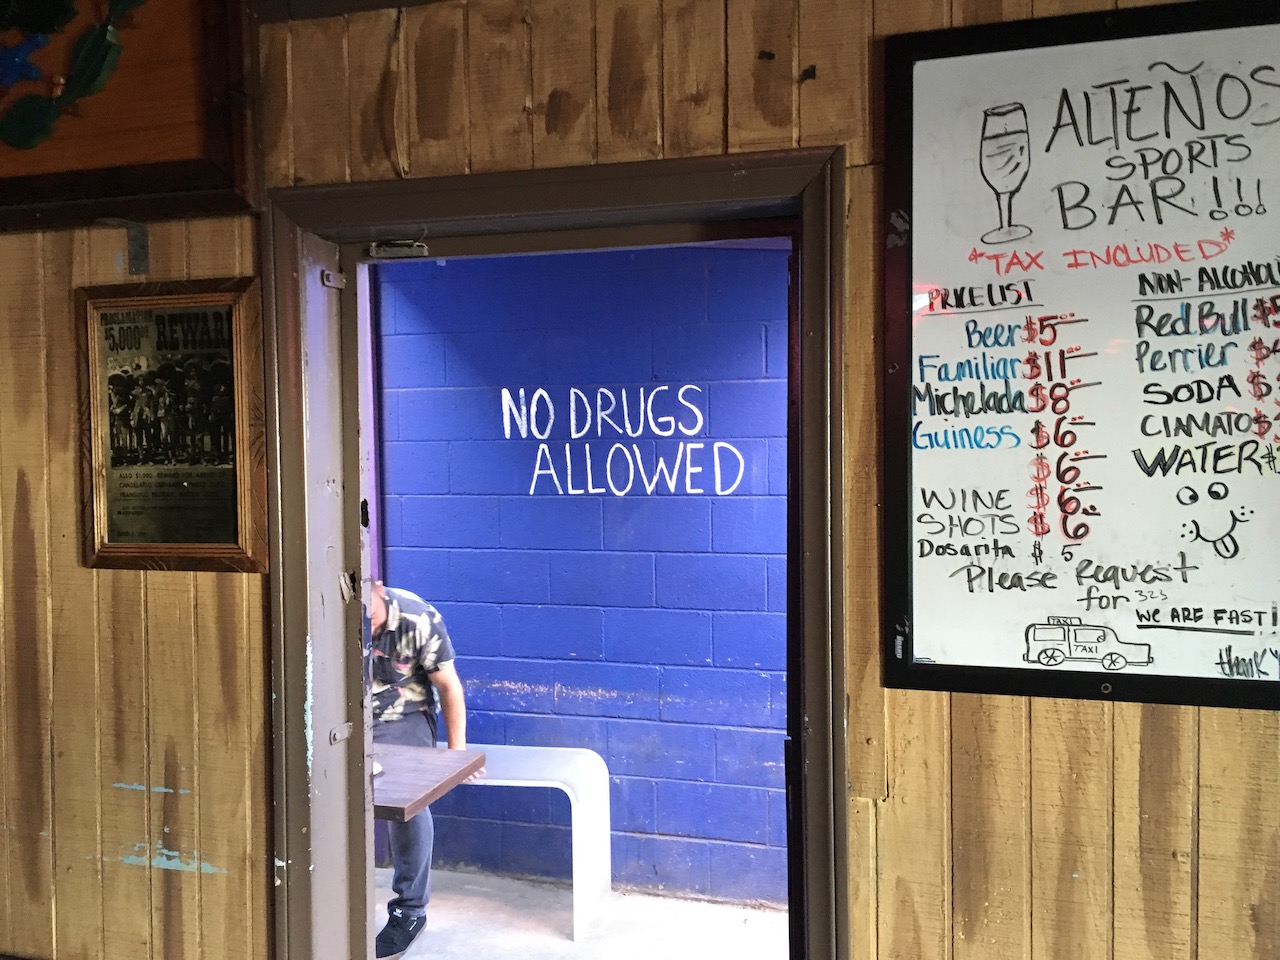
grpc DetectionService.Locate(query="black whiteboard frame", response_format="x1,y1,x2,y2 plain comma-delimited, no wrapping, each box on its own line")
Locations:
881,0,1280,710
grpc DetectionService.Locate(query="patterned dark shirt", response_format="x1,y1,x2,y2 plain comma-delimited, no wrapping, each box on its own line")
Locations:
371,587,456,740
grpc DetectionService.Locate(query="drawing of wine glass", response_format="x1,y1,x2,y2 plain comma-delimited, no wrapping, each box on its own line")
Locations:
979,103,1033,245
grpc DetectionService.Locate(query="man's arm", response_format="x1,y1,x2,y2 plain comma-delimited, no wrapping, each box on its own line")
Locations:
429,660,467,750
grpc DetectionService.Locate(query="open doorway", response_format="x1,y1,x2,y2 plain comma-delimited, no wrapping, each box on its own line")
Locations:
367,235,792,956
264,149,846,960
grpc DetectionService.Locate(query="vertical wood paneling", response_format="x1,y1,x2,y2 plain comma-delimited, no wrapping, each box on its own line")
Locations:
260,22,294,189
531,0,597,168
347,9,405,183
1031,699,1113,960
798,0,871,158
405,2,470,177
0,233,16,947
88,226,152,960
290,18,351,185
245,578,269,960
1031,0,1114,15
1199,708,1280,960
146,570,200,960
468,0,534,174
85,226,130,284
951,694,1030,960
0,357,8,939
843,162,887,801
880,690,951,960
144,220,188,281
135,222,203,960
194,573,252,959
1113,703,1196,960
0,230,55,960
662,0,725,158
5,8,1270,960
188,215,267,960
727,0,798,152
952,0,1032,26
848,797,879,960
187,217,251,281
98,565,151,959
596,0,660,163
871,0,947,165
864,1,948,956
873,0,948,40
0,223,263,960
48,228,105,960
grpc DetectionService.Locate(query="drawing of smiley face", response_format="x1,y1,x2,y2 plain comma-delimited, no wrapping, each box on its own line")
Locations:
1177,482,1253,560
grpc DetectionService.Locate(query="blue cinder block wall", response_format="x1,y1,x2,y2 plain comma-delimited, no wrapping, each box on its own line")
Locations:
375,244,789,904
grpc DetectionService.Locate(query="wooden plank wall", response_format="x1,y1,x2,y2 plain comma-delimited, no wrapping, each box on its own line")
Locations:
258,2,1280,960
0,2,1263,960
0,218,269,960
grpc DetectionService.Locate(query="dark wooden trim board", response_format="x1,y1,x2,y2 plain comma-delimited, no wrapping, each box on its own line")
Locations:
270,149,833,244
253,0,439,23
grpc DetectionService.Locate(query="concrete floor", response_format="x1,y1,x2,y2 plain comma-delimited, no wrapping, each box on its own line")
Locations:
374,866,789,960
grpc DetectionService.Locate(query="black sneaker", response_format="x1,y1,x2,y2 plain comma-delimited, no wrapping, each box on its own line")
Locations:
376,907,426,959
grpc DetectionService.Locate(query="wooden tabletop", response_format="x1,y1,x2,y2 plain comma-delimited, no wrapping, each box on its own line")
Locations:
372,744,486,822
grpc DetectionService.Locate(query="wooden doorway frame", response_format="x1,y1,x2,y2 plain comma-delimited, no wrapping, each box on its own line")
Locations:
262,146,848,960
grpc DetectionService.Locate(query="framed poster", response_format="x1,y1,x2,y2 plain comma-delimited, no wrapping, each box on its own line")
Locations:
78,277,267,572
0,0,249,232
883,0,1280,708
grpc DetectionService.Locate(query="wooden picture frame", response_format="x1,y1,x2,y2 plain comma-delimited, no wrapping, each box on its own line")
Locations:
78,277,267,571
0,0,250,232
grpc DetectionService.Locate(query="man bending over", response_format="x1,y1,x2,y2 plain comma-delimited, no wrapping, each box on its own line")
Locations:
369,581,471,959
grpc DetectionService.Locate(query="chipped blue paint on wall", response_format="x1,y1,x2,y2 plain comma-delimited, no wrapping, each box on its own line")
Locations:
111,782,192,795
377,245,790,905
111,841,225,874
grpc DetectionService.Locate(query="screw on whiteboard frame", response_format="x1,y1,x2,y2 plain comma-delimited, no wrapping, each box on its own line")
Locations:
886,209,911,249
1100,682,1113,695
894,618,910,659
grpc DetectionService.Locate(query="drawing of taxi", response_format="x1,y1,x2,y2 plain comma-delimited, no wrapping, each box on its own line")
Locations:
1023,616,1152,670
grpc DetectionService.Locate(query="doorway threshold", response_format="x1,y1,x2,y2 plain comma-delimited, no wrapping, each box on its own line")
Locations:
374,866,787,959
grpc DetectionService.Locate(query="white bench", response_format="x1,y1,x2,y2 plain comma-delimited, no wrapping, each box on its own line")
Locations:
444,742,612,940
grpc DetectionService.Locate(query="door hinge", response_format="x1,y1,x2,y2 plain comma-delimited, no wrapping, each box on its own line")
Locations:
321,268,347,290
368,239,430,260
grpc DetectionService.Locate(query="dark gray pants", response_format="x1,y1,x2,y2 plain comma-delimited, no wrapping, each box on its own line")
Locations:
373,712,436,917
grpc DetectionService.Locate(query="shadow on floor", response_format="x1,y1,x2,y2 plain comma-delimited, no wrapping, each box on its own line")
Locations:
375,867,789,960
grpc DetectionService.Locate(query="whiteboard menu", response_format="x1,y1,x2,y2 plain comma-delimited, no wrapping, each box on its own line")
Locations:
883,3,1280,707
